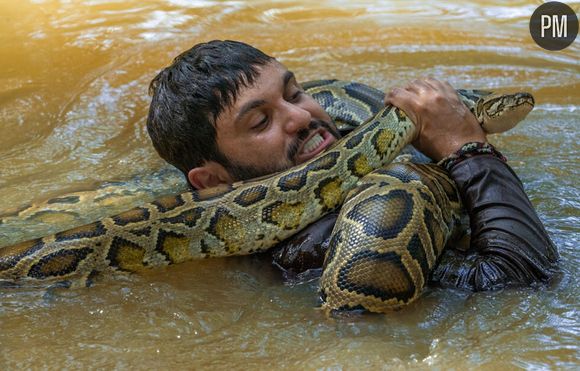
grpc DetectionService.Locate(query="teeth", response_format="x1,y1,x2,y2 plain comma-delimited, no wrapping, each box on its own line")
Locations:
303,134,324,153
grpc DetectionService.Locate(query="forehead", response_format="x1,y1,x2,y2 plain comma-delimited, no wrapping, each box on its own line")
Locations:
216,60,291,123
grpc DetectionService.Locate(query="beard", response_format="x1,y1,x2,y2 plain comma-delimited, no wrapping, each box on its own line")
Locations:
222,118,341,182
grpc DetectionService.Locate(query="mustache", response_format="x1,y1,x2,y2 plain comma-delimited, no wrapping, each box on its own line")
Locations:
286,119,340,163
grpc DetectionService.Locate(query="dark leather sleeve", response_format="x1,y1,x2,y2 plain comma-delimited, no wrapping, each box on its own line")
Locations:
271,155,559,290
270,212,338,277
430,155,559,290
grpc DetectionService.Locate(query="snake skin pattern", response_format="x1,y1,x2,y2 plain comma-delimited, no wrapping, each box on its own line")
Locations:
320,162,461,313
0,80,534,312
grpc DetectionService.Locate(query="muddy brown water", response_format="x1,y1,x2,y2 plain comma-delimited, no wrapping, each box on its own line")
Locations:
0,1,578,369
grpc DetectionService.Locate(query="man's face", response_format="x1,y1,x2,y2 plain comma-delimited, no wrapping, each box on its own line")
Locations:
215,61,340,181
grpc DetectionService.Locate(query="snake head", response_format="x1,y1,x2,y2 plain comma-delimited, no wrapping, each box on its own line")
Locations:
477,92,535,134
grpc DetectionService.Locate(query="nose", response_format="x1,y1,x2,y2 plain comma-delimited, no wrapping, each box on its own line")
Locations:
282,101,311,135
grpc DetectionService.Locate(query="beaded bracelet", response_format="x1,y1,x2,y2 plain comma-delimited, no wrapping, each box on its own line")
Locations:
437,142,507,171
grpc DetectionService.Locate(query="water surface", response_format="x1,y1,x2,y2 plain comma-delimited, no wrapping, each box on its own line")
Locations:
0,0,578,369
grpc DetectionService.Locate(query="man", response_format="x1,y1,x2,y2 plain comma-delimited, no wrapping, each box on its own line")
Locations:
147,40,558,291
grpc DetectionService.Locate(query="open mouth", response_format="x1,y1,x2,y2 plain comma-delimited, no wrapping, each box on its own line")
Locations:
303,133,324,153
296,129,335,163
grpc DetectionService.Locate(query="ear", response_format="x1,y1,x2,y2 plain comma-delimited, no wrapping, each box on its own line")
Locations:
187,162,233,190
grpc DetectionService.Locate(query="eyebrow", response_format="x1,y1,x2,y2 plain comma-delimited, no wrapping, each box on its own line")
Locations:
234,70,296,125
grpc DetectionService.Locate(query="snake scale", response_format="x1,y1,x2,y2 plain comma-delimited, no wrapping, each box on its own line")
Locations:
0,80,534,313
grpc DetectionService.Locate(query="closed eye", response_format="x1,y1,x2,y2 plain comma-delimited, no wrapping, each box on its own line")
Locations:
288,90,303,102
251,115,269,130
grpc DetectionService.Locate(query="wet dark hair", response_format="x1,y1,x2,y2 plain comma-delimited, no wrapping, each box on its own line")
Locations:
146,40,274,182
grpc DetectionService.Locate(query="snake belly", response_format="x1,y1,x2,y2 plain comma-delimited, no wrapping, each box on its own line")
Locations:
0,80,534,314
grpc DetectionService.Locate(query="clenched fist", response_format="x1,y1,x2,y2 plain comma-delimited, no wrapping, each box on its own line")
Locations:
384,78,487,161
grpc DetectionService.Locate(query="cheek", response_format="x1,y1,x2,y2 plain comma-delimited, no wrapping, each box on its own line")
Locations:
267,131,293,157
245,131,290,165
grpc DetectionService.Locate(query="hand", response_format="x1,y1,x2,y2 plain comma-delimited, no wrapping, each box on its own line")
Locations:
384,78,487,161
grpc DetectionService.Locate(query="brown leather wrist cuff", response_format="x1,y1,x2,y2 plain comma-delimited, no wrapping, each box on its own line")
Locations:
437,142,507,171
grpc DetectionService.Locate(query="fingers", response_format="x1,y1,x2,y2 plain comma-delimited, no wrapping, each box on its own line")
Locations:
410,78,433,92
383,87,419,125
384,77,450,104
382,77,486,160
428,78,456,98
383,78,451,127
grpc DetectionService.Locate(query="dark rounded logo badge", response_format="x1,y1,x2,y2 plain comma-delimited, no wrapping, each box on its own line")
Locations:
530,1,578,51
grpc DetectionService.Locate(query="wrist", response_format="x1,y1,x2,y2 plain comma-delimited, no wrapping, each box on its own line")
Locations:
437,142,507,171
415,135,487,161
414,117,487,161
437,136,486,160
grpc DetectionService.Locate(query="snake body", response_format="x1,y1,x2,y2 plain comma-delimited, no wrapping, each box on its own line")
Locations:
0,80,534,312
320,161,461,313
